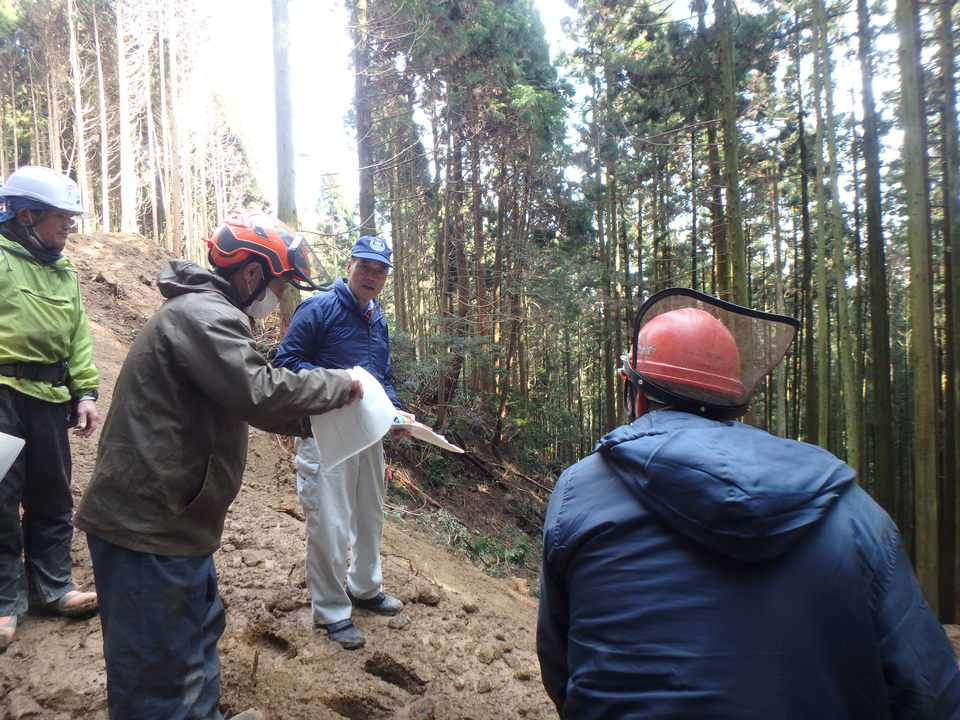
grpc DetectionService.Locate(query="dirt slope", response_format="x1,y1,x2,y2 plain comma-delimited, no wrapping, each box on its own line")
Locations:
0,232,554,720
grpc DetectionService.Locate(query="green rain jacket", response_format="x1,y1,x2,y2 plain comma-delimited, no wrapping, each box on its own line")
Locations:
0,229,99,403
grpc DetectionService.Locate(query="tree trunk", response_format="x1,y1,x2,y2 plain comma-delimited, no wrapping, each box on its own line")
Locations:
936,0,959,621
857,0,896,517
351,0,375,237
771,170,787,436
166,4,183,256
696,0,727,298
714,0,747,305
46,73,62,172
92,8,111,231
67,0,92,230
811,19,832,453
272,0,299,331
116,0,137,234
896,0,940,616
815,0,861,471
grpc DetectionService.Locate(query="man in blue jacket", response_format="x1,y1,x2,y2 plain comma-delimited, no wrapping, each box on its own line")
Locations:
275,236,404,649
537,288,960,719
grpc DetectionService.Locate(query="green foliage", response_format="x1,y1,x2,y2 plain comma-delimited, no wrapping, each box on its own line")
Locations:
410,508,534,577
420,454,451,488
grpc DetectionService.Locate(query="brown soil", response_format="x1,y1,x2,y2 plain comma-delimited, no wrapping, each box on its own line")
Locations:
0,232,554,720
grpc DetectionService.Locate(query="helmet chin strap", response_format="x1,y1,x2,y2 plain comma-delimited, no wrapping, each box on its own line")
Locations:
240,265,273,309
633,392,648,421
11,210,61,264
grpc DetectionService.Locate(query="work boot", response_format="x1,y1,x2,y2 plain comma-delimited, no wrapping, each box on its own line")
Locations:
40,589,98,617
347,590,403,616
319,619,365,649
0,615,16,653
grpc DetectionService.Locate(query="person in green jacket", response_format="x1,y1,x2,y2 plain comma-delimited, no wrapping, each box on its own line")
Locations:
0,166,101,652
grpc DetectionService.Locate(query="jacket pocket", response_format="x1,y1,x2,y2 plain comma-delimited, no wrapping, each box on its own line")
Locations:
178,456,212,512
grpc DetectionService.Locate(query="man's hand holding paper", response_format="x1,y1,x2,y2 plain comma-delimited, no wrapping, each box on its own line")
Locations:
308,366,394,469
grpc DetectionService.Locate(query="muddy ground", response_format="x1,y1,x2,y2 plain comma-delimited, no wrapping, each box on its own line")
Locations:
0,232,553,720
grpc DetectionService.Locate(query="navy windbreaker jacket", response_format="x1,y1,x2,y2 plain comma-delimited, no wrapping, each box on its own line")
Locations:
274,278,401,408
537,411,960,719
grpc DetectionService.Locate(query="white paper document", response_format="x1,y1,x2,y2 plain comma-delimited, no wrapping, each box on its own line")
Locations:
308,366,395,469
0,432,26,480
391,418,464,453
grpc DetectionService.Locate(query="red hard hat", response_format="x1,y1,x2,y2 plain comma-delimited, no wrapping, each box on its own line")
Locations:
206,210,316,286
622,288,800,421
633,307,746,402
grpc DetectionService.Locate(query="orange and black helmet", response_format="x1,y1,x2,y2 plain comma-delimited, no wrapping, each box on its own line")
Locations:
206,210,329,290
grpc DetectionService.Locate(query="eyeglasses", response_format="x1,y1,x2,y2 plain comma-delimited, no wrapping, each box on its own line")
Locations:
31,210,78,228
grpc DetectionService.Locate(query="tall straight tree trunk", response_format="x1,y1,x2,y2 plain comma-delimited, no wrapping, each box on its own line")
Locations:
471,131,492,405
771,170,787,436
607,165,623,422
27,53,41,165
811,23,831,452
273,0,295,227
815,0,861,470
9,71,18,167
714,0,747,305
857,0,895,519
0,90,6,178
589,62,616,431
696,0,727,298
46,74,62,172
116,0,137,234
272,0,299,331
166,3,183,256
67,0,92,230
436,102,468,428
690,131,700,291
351,0,375,237
936,0,959,621
896,0,940,616
793,13,817,443
92,9,111,231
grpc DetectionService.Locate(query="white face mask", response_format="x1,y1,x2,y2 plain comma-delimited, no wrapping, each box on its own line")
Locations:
243,287,280,319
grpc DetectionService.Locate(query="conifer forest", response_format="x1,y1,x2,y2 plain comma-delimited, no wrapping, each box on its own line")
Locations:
1,0,958,619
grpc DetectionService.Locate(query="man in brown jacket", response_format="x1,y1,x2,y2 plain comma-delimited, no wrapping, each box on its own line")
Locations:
75,210,360,720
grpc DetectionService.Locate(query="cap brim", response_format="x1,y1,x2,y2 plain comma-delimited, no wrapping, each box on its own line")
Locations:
351,252,393,268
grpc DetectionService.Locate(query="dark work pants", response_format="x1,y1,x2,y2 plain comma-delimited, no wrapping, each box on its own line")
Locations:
88,534,227,720
0,386,75,616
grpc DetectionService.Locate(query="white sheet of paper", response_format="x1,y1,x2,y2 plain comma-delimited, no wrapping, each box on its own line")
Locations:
308,366,395,469
392,420,464,453
0,432,26,480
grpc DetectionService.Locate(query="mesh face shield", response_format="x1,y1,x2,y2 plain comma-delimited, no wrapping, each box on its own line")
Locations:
623,288,800,421
287,233,333,291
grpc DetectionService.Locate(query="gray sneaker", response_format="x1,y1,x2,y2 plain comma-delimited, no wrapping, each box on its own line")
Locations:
348,590,403,616
319,619,366,649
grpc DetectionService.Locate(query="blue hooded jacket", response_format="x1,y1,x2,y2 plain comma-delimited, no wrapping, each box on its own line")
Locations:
274,278,401,408
538,411,960,719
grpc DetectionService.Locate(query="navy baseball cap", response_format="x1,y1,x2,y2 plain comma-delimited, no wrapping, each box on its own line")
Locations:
351,235,393,268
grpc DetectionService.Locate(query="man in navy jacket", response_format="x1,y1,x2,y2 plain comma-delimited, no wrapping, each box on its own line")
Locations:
537,288,960,719
275,236,403,649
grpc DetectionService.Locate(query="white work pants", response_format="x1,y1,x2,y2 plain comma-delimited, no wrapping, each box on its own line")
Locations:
294,436,386,626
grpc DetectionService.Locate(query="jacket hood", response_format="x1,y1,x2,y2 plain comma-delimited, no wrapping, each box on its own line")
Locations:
597,411,855,561
158,259,238,305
